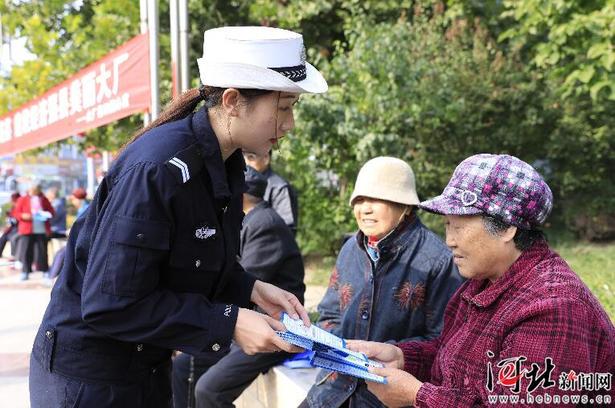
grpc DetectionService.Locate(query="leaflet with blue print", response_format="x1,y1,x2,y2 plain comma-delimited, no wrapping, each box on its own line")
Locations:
277,313,386,384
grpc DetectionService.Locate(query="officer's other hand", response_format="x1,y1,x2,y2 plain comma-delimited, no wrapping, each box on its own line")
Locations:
251,280,311,327
234,308,303,355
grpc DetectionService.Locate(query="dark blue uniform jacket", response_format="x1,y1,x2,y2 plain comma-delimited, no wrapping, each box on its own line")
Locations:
240,201,305,304
31,107,256,384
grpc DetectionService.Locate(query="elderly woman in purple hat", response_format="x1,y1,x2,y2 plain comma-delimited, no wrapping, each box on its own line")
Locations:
348,154,615,407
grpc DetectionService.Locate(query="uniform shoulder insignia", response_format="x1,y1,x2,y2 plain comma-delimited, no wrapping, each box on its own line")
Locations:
164,143,204,184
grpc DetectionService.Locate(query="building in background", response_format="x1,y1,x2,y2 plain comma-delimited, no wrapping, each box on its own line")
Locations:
0,136,89,205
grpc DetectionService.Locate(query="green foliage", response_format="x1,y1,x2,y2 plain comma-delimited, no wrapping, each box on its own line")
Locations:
554,240,615,321
499,0,615,102
496,0,615,235
279,11,559,252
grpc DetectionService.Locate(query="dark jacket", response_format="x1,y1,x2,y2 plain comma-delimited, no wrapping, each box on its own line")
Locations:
31,107,256,385
241,200,305,304
262,168,298,234
305,216,464,408
49,197,67,234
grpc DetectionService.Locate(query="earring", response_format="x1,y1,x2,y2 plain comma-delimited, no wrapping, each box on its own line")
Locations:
226,116,232,140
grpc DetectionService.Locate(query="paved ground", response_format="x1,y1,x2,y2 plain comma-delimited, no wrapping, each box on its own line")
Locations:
0,257,327,408
0,261,52,408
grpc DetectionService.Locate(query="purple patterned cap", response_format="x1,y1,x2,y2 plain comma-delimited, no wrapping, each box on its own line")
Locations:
419,154,553,229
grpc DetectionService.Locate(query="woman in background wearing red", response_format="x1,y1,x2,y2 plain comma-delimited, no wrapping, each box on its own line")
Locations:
15,184,54,281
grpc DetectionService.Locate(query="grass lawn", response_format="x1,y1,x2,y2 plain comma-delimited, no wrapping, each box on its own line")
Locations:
553,241,614,322
304,241,615,322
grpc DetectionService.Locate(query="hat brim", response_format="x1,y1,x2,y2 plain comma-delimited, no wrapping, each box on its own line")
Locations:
198,60,328,94
418,194,483,216
349,191,420,207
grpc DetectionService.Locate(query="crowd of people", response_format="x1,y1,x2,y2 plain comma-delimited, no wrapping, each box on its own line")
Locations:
25,25,613,408
0,185,89,281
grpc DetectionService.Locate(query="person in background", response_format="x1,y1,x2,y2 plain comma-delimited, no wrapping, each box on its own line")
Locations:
0,192,21,258
347,154,615,407
45,188,89,284
243,150,299,234
301,157,463,408
69,187,89,219
14,185,55,280
172,166,306,408
45,187,67,239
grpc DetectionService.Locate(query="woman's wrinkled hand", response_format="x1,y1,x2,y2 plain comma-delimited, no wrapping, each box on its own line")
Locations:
346,340,404,369
365,366,423,408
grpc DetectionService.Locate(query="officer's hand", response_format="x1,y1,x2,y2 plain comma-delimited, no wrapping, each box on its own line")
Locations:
346,340,404,369
251,280,310,326
233,308,303,355
21,213,32,221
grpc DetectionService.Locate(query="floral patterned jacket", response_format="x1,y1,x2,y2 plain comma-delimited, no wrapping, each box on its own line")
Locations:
304,216,464,408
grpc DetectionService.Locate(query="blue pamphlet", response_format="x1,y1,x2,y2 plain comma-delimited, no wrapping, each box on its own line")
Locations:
276,313,386,384
282,350,314,369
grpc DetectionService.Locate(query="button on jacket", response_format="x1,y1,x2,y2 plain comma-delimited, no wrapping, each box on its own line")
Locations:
31,107,256,387
305,217,464,408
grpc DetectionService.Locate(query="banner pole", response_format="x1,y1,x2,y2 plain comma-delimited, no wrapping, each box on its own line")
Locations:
178,0,190,93
147,0,160,121
139,0,151,126
170,0,180,98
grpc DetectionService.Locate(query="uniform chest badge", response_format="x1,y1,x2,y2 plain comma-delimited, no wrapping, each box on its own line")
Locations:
195,226,216,240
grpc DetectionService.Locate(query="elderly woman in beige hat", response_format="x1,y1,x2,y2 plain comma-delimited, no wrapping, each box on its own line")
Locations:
301,157,463,408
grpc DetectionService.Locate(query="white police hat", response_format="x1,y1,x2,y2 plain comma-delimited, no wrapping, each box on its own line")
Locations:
197,26,328,94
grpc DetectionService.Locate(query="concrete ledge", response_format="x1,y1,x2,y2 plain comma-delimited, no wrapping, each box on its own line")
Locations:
235,365,318,408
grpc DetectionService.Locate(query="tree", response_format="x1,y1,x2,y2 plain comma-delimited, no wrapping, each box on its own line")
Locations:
498,0,615,238
499,0,615,102
278,10,559,252
0,0,140,151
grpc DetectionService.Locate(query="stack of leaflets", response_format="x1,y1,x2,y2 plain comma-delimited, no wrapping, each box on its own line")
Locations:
276,313,387,384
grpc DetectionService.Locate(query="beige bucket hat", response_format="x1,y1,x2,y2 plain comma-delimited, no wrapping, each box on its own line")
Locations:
349,157,420,206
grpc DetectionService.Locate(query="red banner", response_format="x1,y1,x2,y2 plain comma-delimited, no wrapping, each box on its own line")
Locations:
0,33,151,155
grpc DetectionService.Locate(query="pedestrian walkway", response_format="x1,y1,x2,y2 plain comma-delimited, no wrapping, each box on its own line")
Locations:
0,264,51,408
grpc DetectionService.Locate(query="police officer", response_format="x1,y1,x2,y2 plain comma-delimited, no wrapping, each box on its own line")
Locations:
172,166,306,407
29,26,327,407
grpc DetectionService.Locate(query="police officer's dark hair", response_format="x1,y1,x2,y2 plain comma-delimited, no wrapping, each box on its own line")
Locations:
481,215,545,251
123,86,271,149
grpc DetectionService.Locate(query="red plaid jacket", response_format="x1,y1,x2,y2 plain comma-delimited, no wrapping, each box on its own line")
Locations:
399,240,614,407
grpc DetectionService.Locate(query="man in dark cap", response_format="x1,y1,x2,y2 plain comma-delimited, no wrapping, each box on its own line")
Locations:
243,150,299,234
172,166,305,408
